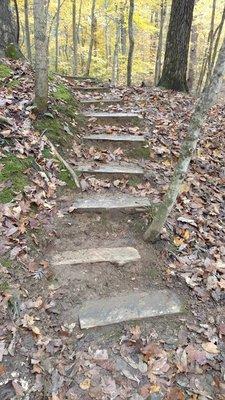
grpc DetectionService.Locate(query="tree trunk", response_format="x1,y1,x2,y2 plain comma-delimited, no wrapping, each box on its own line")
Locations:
72,0,78,75
144,36,225,242
86,0,96,76
188,23,198,91
127,0,134,86
13,0,20,44
158,0,195,92
210,4,225,79
206,0,217,85
120,11,127,55
24,0,32,61
112,19,120,85
33,0,49,112
0,0,19,57
154,0,167,85
104,0,110,69
55,0,60,72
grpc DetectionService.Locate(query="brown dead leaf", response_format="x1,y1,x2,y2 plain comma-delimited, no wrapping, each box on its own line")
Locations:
79,378,91,390
165,387,185,400
202,342,219,354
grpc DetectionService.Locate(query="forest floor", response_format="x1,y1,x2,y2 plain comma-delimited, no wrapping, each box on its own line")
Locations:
0,60,225,400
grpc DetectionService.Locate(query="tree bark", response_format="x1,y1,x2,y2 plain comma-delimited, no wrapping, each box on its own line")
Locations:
24,0,32,61
86,0,97,76
33,0,49,112
127,0,134,86
144,36,225,242
188,23,198,91
209,4,225,80
112,19,120,85
0,0,19,57
72,0,78,75
158,0,195,92
55,0,61,72
206,0,217,85
154,0,167,85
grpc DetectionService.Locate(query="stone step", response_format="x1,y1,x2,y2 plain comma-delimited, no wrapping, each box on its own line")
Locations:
83,134,149,158
76,162,144,177
71,194,151,212
81,99,123,107
52,247,141,267
74,86,111,93
83,133,146,144
79,290,182,329
84,112,143,124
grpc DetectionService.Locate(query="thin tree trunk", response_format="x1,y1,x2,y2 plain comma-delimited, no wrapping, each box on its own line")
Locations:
127,0,134,86
77,0,83,44
72,0,78,75
104,0,110,68
188,23,198,91
211,5,225,74
154,0,167,85
55,0,60,72
86,0,96,76
13,0,20,44
33,0,49,112
158,0,195,92
120,11,127,55
24,0,32,61
112,19,120,85
144,36,225,242
206,0,217,85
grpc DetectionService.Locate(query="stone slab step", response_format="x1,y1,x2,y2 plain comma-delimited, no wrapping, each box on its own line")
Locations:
76,162,144,176
71,194,151,212
74,86,111,92
81,99,123,106
83,133,146,143
79,290,182,329
52,247,141,267
84,112,142,123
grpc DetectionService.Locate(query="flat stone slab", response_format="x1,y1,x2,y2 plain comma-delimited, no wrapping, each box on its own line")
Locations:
81,99,123,105
52,247,141,267
71,194,151,212
79,290,182,329
84,134,146,143
84,112,142,120
76,162,143,175
74,86,110,92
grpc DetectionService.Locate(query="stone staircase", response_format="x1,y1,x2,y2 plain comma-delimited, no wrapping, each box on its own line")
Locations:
51,80,182,329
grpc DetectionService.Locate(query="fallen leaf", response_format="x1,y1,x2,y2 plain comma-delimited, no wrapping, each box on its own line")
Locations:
202,342,219,354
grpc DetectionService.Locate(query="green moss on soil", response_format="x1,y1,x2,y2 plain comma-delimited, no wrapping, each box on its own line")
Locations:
128,176,143,186
0,63,12,83
35,116,70,147
53,84,72,102
129,145,150,159
1,258,12,269
59,167,76,189
5,44,21,60
6,78,20,89
0,155,33,203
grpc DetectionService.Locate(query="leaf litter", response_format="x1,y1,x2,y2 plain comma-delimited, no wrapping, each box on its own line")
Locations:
0,60,225,399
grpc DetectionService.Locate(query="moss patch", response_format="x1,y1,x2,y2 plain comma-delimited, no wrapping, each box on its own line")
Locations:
59,166,76,189
129,145,150,159
1,258,12,269
5,43,21,60
35,116,70,147
0,63,12,83
52,84,72,102
0,155,33,203
6,78,20,89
